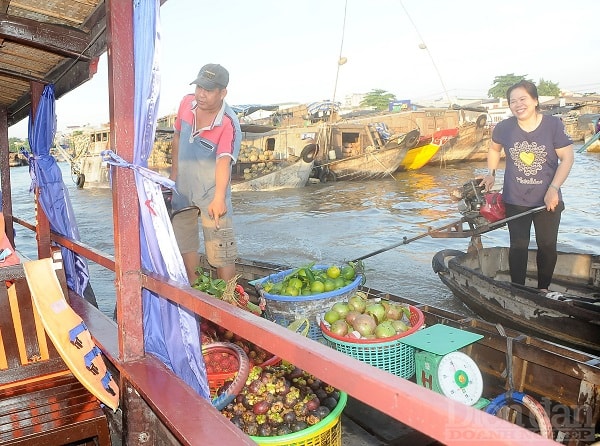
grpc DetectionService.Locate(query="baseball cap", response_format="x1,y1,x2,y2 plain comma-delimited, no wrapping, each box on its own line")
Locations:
190,63,229,90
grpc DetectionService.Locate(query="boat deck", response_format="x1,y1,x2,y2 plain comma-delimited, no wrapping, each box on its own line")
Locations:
343,398,439,445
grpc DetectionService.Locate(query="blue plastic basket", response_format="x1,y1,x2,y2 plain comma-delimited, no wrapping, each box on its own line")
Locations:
255,265,362,342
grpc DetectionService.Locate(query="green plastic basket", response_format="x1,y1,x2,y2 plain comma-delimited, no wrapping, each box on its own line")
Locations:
320,305,424,379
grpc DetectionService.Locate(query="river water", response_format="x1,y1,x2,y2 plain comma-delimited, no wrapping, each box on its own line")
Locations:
9,147,599,318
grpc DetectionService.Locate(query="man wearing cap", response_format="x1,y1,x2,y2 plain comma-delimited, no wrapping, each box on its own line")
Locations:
170,63,241,284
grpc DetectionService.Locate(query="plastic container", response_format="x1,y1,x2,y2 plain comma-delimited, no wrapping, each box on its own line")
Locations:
208,353,281,397
256,266,362,342
250,392,347,446
320,305,424,379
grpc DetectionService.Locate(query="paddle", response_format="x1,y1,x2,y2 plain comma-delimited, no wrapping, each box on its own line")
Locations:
510,283,600,311
352,206,546,262
577,131,600,153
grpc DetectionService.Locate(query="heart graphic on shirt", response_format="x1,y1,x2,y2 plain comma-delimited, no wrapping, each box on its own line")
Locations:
519,152,535,166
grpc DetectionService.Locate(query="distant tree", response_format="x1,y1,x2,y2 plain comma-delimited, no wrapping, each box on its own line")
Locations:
488,74,532,99
537,78,560,96
8,137,29,152
360,89,396,111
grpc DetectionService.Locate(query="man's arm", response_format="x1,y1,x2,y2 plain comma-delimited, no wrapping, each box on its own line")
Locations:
209,156,232,229
169,132,180,181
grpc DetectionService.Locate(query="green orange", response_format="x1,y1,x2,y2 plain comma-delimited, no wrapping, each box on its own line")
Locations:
341,265,356,280
323,279,336,292
310,280,325,293
326,265,341,279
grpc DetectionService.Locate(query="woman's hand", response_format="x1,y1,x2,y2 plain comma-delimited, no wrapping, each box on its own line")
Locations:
479,175,495,192
544,187,559,211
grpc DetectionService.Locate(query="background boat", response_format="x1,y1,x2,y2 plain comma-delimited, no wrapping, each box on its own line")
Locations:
8,152,28,167
231,148,316,192
427,116,492,166
315,127,420,181
396,141,440,171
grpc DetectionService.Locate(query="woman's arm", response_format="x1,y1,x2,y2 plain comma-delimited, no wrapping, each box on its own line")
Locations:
480,141,503,191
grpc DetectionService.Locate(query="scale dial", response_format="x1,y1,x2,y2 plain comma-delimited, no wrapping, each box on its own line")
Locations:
437,351,483,405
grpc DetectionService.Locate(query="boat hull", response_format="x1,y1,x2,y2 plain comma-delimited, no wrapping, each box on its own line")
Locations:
427,120,492,165
397,143,440,171
193,254,600,443
433,247,600,355
80,155,111,188
324,145,408,181
231,158,313,192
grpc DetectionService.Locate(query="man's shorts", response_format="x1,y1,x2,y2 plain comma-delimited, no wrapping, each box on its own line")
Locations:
172,208,238,268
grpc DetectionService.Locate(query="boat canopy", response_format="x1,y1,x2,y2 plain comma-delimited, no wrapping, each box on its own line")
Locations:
232,104,280,117
307,101,341,117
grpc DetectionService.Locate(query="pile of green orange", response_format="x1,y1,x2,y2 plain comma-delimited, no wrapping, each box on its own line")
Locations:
262,262,359,297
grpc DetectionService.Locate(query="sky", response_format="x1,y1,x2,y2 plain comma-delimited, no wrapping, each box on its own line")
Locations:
9,0,600,138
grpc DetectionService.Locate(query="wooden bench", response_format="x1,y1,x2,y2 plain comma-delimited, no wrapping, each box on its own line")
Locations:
0,263,111,445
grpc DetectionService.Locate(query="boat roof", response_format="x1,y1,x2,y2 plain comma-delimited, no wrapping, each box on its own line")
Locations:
1,0,108,127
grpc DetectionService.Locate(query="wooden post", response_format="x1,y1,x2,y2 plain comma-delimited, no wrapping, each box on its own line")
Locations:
30,81,53,260
105,0,144,362
0,107,15,243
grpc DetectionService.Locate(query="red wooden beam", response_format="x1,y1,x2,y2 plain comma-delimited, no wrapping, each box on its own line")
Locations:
29,80,53,260
0,106,14,242
105,0,143,360
142,273,560,445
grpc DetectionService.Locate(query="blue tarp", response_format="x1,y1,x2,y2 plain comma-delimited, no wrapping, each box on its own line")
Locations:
131,0,209,398
307,100,340,116
232,104,279,117
26,84,94,303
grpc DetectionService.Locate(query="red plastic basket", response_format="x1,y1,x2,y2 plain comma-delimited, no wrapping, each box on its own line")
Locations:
207,353,282,397
320,304,424,344
320,305,424,379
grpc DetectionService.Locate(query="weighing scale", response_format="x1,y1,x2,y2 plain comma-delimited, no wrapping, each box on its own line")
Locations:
401,324,488,408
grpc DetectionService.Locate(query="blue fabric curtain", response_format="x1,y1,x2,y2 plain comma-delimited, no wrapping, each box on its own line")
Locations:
26,84,92,299
131,0,209,398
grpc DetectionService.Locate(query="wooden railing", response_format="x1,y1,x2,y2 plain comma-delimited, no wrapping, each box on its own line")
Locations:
8,218,559,446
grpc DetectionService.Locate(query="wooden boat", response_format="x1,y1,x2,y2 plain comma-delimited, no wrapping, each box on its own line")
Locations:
200,256,600,445
580,130,600,153
58,123,315,191
427,116,493,166
316,128,420,181
319,140,411,181
52,127,112,189
241,119,420,182
2,1,597,445
230,151,315,192
432,247,600,355
9,152,28,167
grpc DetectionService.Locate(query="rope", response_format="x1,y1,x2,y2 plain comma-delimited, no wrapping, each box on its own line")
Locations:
495,323,515,391
399,0,452,106
485,391,554,440
330,0,348,116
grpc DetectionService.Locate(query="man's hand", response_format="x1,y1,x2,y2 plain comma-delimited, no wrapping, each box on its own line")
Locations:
208,199,227,229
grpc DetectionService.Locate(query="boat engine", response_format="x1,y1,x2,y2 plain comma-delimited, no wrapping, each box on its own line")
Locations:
450,179,490,228
451,179,485,216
